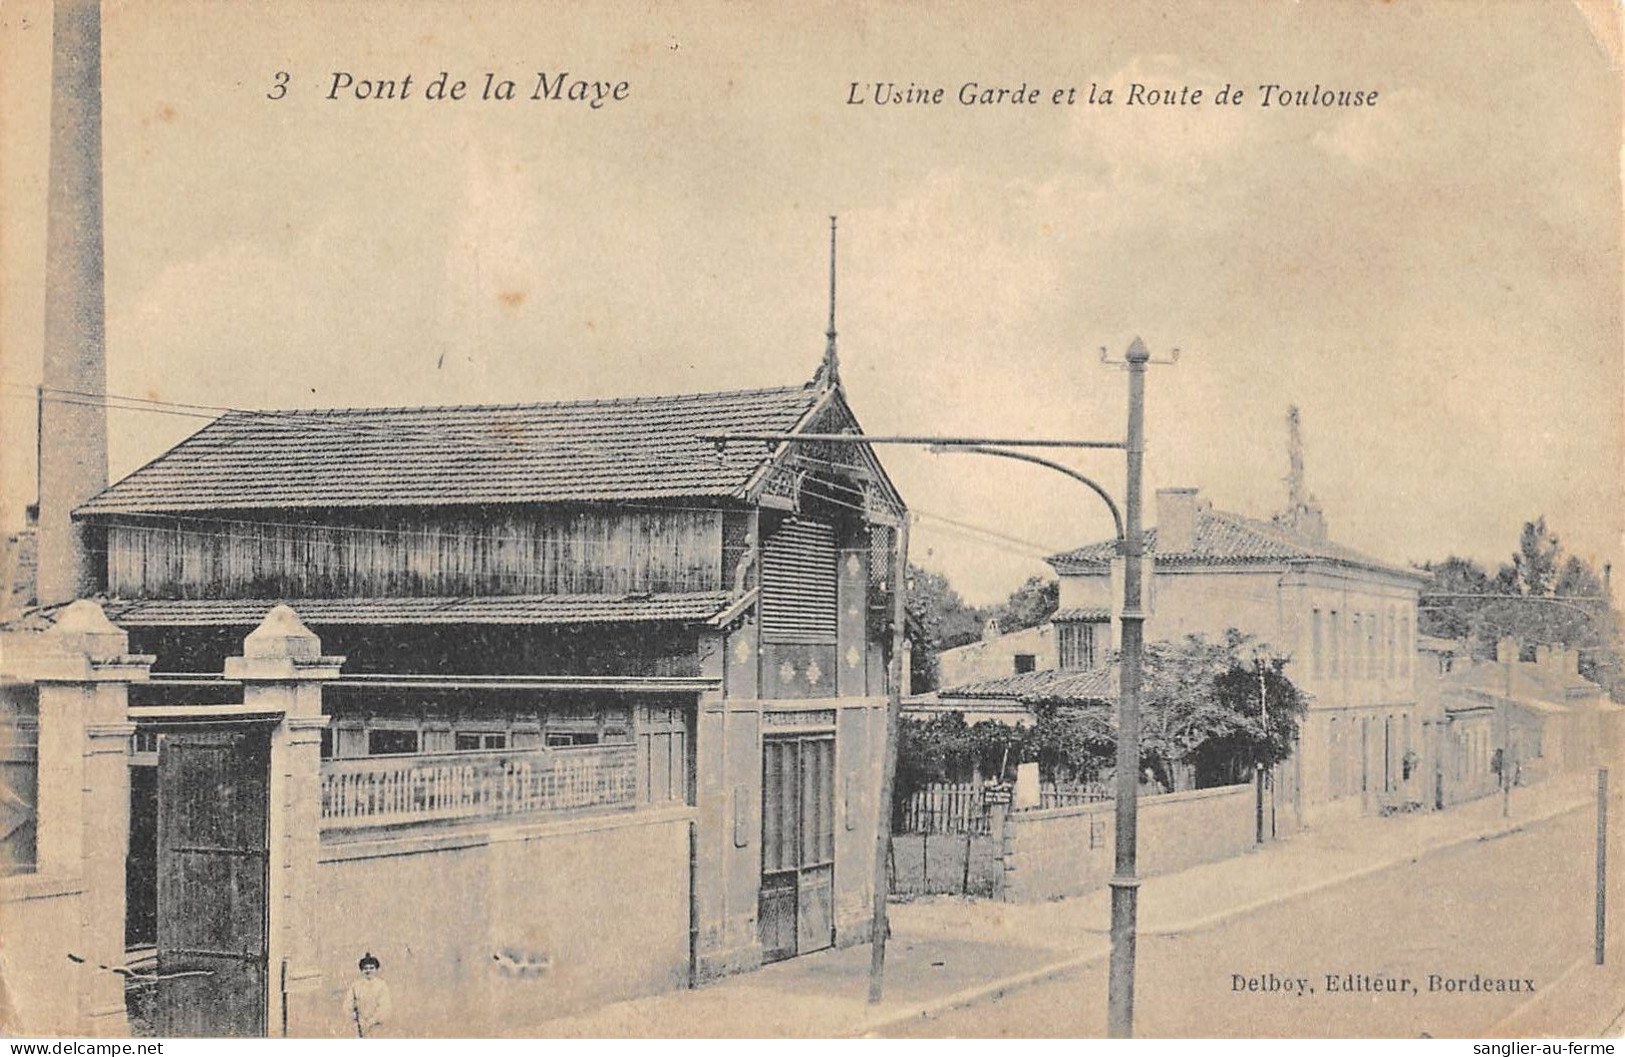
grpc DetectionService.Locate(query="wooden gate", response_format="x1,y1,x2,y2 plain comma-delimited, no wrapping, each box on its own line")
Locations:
759,734,835,962
154,725,271,1037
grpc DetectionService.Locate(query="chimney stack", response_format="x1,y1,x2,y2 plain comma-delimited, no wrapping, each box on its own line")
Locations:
37,0,109,606
1295,506,1328,543
1155,488,1201,554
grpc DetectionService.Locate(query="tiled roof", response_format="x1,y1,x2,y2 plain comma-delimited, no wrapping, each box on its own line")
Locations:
1048,507,1427,582
2,529,36,620
79,383,826,514
940,666,1117,704
1445,659,1602,704
102,592,732,627
1053,607,1110,622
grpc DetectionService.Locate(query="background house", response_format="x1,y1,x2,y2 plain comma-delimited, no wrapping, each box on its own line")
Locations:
1436,640,1622,797
1048,486,1431,820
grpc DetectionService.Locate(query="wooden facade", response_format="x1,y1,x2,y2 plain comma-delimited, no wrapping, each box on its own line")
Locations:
72,368,908,1017
105,506,724,600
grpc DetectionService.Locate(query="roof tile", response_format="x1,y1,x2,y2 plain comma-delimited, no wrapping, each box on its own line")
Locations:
941,666,1117,703
80,383,824,514
1049,507,1426,581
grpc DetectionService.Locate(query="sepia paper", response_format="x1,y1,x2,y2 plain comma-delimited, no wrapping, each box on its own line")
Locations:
1,0,1621,1043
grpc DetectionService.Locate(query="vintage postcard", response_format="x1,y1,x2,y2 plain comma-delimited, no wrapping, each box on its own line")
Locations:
1,0,1621,1043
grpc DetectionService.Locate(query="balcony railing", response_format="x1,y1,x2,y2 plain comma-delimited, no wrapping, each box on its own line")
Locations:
321,744,638,831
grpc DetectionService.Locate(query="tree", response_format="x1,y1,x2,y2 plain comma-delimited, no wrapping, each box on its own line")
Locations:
1511,517,1561,597
1417,556,1495,643
1417,519,1621,695
902,564,986,691
1138,630,1308,790
894,628,1307,809
1022,702,1115,785
990,576,1059,634
893,712,1026,806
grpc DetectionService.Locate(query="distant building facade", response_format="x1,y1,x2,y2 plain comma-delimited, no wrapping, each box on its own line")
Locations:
1048,487,1432,820
1437,641,1621,796
936,618,1053,688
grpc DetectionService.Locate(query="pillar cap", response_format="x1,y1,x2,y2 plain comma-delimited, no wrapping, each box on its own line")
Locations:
45,600,129,662
244,604,321,660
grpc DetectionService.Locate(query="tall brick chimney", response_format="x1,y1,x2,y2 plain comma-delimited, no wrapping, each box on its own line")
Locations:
1155,488,1201,554
36,0,109,605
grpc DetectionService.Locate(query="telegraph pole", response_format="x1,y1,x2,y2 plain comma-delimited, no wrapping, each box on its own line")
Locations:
869,517,910,1002
1108,337,1150,1038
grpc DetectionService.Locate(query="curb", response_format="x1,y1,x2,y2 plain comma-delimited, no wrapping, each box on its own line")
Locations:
849,947,1109,1037
1146,793,1591,937
851,792,1593,1037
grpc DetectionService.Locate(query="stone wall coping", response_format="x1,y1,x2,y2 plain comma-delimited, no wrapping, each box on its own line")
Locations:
19,653,155,684
223,655,346,682
1010,781,1252,823
0,871,85,903
319,804,698,864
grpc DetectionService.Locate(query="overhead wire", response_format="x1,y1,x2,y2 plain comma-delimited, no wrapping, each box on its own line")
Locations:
11,382,1136,593
7,385,781,469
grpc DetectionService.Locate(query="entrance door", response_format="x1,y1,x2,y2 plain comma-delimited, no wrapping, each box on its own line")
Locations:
154,726,271,1037
759,735,835,962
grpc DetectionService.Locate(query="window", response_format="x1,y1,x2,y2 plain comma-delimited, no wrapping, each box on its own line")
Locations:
1350,613,1361,678
1367,613,1378,679
367,728,420,756
1328,717,1342,798
1014,654,1037,674
1057,622,1100,670
545,702,631,747
1329,610,1341,676
455,731,508,752
1311,609,1323,678
1400,615,1411,677
760,518,839,644
1386,606,1396,678
638,701,692,805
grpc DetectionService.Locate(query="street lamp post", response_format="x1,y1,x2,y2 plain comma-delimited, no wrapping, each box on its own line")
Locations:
1109,337,1150,1037
701,336,1159,1030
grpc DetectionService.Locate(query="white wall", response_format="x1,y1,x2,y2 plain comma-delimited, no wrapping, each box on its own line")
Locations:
936,624,1053,688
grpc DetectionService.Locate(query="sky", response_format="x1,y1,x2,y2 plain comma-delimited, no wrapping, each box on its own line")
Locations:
2,1,1620,605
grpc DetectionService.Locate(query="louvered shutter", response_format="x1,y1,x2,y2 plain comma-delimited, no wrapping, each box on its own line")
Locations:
761,518,838,644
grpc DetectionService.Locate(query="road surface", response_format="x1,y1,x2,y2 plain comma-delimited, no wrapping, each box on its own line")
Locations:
885,805,1617,1037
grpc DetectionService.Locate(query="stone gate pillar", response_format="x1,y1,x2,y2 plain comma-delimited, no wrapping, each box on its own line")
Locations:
225,606,342,1038
34,601,148,1036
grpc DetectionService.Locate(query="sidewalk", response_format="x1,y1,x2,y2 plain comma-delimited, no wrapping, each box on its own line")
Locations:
519,773,1611,1038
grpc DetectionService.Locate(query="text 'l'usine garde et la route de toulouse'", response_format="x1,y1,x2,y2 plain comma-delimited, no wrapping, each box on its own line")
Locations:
846,81,1380,108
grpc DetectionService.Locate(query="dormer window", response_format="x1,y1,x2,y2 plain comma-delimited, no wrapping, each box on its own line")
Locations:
1057,621,1100,670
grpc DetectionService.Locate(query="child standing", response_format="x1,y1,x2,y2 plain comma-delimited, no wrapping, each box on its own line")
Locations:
346,953,392,1038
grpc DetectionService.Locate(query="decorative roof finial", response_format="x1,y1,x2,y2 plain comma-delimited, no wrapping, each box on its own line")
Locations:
1285,405,1306,511
1273,404,1327,541
821,215,841,388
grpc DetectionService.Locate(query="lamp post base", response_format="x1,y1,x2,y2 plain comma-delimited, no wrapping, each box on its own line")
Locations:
1107,874,1141,1038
